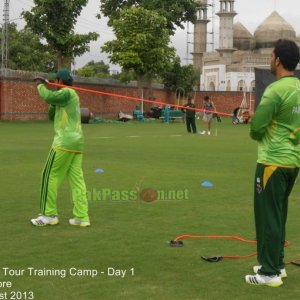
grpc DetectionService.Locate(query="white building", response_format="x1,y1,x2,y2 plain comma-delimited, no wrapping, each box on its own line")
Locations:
194,0,300,91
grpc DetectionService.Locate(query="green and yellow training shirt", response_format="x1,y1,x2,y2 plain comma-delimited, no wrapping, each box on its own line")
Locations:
37,84,84,152
250,76,300,167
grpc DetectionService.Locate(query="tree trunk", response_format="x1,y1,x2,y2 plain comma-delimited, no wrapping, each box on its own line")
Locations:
147,78,154,100
57,50,72,69
137,74,144,99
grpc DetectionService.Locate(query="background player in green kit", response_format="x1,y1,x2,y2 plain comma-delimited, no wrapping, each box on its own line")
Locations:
244,39,300,287
31,69,90,227
182,96,197,133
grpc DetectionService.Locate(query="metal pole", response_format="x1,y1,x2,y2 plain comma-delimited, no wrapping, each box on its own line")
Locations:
141,88,144,114
1,0,10,75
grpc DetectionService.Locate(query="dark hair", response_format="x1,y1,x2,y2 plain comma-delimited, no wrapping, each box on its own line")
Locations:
274,39,300,71
204,96,210,101
61,78,73,86
57,76,73,86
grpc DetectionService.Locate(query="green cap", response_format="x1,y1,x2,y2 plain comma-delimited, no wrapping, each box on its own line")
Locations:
54,68,73,85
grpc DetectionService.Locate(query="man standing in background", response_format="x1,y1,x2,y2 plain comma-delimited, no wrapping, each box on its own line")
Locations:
182,96,197,133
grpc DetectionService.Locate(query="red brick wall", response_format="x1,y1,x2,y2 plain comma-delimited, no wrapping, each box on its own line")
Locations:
195,92,253,116
0,77,253,120
0,78,49,120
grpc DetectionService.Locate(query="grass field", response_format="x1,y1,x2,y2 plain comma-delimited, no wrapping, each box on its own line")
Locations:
1,119,300,300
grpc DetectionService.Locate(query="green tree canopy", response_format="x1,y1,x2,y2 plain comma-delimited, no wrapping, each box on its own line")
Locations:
101,7,176,96
100,0,197,34
76,60,110,78
162,57,199,96
0,23,56,72
22,0,99,68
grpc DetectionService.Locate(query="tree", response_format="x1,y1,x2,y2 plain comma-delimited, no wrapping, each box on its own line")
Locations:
162,57,199,96
180,64,200,95
77,60,110,78
114,69,136,83
99,0,197,34
22,0,99,68
0,23,56,72
101,7,176,97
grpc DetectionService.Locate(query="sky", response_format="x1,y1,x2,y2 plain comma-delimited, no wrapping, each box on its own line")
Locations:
2,0,300,72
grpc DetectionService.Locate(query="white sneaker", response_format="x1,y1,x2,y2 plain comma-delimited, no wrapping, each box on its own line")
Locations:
253,265,287,278
69,218,91,227
31,215,59,226
198,130,206,135
245,274,283,287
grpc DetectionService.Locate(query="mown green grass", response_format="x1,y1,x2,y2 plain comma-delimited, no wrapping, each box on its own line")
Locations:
0,119,300,300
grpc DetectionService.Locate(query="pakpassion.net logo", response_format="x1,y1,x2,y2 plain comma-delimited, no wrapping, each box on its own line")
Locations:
77,188,189,203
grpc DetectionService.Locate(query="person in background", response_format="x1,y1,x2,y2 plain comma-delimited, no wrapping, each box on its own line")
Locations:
200,95,216,135
182,96,197,133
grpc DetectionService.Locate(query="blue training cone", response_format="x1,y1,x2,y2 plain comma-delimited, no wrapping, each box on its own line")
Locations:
201,181,213,187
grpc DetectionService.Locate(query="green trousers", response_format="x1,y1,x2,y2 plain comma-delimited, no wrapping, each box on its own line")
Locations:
254,163,298,276
40,148,89,222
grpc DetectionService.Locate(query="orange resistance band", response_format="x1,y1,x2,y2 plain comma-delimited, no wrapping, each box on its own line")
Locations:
174,234,257,259
47,81,233,118
46,82,299,265
172,234,300,263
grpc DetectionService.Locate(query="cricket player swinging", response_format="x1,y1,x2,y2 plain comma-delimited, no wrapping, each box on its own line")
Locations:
31,69,90,227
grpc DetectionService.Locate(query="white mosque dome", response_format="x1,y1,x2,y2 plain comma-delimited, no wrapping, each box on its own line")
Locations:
254,11,296,49
233,22,256,50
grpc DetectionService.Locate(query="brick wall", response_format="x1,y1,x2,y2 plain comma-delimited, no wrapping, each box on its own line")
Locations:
0,76,253,120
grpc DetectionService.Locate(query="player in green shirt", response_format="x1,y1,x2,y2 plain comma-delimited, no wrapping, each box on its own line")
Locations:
245,39,300,287
182,97,197,133
31,69,90,227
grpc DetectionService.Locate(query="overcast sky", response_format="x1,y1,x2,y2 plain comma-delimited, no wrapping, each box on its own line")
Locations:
2,0,300,72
